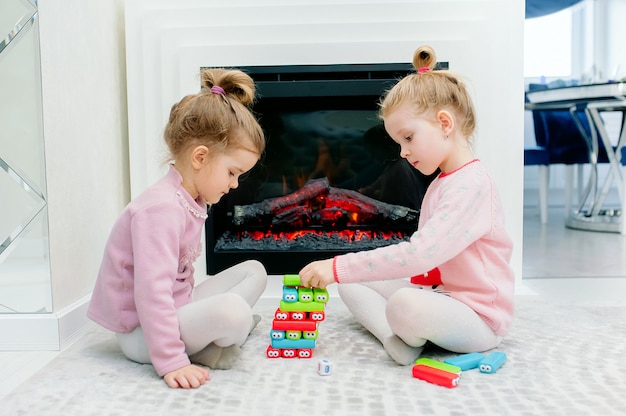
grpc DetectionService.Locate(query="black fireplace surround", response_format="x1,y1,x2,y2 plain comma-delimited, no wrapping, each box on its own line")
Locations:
205,62,445,275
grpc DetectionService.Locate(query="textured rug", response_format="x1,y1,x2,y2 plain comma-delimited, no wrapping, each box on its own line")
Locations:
1,295,625,416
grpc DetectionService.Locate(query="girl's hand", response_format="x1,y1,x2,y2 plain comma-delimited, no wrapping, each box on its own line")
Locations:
163,364,210,389
299,258,335,289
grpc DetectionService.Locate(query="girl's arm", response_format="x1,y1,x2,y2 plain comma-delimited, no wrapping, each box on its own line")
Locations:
164,364,210,389
131,204,191,377
299,258,335,288
334,167,494,284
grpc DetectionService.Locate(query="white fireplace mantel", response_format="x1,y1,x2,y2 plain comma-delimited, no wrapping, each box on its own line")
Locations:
124,0,525,283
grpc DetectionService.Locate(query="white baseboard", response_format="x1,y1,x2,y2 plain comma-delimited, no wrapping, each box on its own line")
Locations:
0,294,94,351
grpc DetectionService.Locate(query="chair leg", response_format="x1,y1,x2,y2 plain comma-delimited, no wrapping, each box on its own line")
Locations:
565,165,575,217
538,165,548,224
622,164,626,235
577,164,584,203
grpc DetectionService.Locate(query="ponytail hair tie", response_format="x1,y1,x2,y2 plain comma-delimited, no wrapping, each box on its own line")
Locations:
417,67,430,74
210,85,226,95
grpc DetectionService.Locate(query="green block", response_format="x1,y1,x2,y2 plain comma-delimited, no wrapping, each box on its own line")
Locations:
302,330,318,340
279,300,325,312
283,274,302,286
415,357,461,374
313,288,329,303
286,330,302,340
298,287,313,302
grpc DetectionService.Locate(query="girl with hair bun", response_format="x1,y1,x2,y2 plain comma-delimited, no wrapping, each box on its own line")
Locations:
299,46,514,365
88,68,267,388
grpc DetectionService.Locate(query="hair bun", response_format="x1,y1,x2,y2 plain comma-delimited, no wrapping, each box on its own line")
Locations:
412,45,437,72
200,68,256,106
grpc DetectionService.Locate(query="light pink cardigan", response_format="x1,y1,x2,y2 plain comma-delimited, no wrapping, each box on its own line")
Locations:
334,160,515,335
88,166,207,376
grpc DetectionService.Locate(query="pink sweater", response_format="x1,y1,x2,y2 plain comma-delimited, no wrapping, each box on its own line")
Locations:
88,166,207,376
334,160,515,335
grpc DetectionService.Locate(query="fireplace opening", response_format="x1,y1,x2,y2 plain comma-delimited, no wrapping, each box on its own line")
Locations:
205,63,445,275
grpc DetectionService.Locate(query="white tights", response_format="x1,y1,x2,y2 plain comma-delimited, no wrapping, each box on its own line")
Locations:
116,260,267,365
338,280,502,365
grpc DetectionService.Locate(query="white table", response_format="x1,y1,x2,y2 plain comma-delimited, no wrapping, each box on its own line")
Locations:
525,82,626,232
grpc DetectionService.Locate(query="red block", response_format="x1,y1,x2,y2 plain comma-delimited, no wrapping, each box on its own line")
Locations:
290,312,307,320
272,320,317,331
281,349,297,358
274,309,289,320
297,349,313,358
266,345,281,358
309,311,325,321
412,364,460,388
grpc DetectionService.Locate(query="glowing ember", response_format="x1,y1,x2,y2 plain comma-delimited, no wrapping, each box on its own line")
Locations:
214,228,410,251
247,229,404,241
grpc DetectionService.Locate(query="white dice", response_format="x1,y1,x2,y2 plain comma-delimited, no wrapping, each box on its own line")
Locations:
317,358,332,376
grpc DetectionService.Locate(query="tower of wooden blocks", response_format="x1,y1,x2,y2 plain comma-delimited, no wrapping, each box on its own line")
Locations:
266,274,329,359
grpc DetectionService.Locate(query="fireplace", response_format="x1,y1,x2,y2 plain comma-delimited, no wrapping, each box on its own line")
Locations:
205,63,443,275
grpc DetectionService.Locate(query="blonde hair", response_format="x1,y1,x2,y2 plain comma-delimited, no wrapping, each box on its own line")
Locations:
164,68,265,162
379,45,476,138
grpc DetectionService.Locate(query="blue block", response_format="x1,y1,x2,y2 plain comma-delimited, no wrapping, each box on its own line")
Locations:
271,338,316,349
270,329,285,340
444,352,485,371
479,351,506,374
282,286,298,302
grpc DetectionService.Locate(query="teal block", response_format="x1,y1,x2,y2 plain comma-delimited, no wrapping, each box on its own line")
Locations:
271,338,316,349
444,353,485,371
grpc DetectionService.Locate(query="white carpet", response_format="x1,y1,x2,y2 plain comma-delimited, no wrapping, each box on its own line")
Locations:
1,295,625,416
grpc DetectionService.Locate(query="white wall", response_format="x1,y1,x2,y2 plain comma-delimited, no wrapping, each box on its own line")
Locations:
125,0,525,284
603,0,626,81
38,0,129,312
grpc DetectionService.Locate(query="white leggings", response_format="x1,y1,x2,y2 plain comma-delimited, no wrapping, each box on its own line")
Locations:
338,280,502,354
116,260,267,364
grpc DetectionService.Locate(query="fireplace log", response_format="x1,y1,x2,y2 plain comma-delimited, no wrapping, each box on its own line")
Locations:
233,178,329,226
325,188,418,224
272,206,312,228
232,176,418,229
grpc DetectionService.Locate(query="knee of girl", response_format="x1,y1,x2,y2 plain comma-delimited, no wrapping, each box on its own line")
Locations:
385,288,423,338
337,282,367,302
243,260,268,281
215,294,253,341
116,333,151,364
220,292,252,320
385,288,414,321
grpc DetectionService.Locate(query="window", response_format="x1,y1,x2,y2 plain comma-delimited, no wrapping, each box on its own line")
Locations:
524,8,573,78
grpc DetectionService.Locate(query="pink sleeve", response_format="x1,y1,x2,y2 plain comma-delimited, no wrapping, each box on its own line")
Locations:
334,169,493,284
332,257,340,283
131,204,191,376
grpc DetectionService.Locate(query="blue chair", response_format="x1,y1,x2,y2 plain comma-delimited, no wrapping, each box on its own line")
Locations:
525,83,612,222
524,144,550,223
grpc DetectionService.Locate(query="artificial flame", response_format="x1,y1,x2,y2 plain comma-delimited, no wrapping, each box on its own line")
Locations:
244,229,403,242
